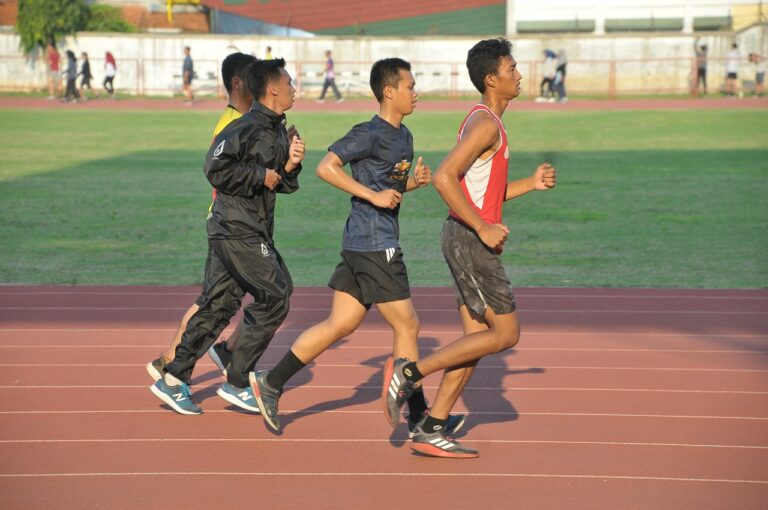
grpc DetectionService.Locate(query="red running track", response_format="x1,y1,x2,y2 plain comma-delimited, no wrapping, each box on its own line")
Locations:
0,286,767,509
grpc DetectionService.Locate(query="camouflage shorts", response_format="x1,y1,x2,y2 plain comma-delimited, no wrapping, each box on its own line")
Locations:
440,217,516,319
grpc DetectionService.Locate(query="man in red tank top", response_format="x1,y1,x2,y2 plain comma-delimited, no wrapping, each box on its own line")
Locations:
382,38,557,458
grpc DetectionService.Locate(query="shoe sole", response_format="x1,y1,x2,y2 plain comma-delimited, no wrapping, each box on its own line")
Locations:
207,346,227,375
149,384,202,415
381,356,399,427
146,361,162,382
216,387,260,413
410,442,479,459
249,372,281,432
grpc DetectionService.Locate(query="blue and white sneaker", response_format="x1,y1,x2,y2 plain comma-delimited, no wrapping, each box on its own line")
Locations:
216,381,260,413
149,378,202,415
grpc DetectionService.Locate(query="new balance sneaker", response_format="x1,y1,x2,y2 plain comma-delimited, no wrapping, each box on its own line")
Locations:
249,370,282,431
216,382,260,413
208,342,232,376
382,357,415,427
149,378,202,415
146,357,167,382
407,412,467,439
410,417,479,458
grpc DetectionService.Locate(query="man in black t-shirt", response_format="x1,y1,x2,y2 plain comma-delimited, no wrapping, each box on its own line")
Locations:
251,58,465,437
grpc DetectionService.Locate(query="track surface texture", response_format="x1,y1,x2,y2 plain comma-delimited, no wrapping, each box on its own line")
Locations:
1,285,766,509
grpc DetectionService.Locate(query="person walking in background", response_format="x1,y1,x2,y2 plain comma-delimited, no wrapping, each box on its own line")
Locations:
78,52,93,100
749,53,765,97
265,46,273,60
725,43,740,97
554,49,568,103
535,49,557,102
103,51,116,100
317,50,343,103
45,41,60,100
182,46,194,104
694,42,708,96
62,50,80,103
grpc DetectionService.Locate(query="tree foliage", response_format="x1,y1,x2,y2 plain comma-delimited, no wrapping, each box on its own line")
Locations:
85,4,136,33
16,0,137,54
16,0,90,54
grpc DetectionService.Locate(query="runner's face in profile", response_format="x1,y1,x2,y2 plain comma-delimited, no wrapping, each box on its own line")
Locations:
390,69,418,116
274,68,296,112
492,55,521,99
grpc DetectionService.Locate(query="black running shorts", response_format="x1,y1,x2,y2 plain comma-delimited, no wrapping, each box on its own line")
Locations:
441,216,516,319
328,249,411,307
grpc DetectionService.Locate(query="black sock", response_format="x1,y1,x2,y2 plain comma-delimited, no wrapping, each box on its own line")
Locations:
402,361,423,383
422,415,447,434
407,387,428,421
266,350,306,391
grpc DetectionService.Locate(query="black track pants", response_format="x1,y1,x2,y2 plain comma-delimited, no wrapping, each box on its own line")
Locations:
165,237,292,387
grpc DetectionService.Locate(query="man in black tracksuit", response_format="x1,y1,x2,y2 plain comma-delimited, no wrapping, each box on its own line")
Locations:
150,58,305,415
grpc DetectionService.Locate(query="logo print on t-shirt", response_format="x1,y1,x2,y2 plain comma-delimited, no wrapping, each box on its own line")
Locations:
261,243,269,256
390,159,411,183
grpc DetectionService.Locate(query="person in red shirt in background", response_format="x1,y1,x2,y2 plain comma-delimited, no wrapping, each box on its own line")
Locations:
46,41,60,100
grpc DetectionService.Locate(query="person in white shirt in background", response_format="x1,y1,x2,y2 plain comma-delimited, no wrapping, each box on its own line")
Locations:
725,43,740,97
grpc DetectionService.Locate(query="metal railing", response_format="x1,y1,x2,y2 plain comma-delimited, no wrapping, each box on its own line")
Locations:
0,55,761,98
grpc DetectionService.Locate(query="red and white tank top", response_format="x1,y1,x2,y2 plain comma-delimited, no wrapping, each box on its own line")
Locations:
449,104,509,226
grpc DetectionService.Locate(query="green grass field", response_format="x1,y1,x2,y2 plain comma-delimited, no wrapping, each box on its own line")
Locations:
0,107,766,287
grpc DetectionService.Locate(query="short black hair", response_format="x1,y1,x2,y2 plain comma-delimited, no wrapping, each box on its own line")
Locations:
467,38,513,93
369,58,411,103
221,52,257,94
246,58,286,99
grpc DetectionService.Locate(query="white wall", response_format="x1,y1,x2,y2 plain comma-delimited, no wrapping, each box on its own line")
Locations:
0,24,765,96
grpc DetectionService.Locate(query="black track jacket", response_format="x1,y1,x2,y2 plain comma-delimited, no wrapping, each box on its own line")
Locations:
204,101,301,242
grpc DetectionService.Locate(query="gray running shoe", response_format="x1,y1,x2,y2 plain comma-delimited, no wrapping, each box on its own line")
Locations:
250,370,282,431
216,381,260,413
410,416,479,458
382,357,415,427
407,411,466,439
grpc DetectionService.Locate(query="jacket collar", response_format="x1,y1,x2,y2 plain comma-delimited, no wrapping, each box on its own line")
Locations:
250,101,286,127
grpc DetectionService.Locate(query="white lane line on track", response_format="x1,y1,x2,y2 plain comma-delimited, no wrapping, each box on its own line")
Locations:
0,409,766,420
1,385,767,395
2,290,766,300
1,363,765,373
0,328,765,338
2,306,767,315
1,345,766,354
0,438,766,450
0,472,765,484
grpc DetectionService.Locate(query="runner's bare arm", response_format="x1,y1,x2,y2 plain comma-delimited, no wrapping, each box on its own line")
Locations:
505,163,557,200
316,151,401,209
433,114,509,248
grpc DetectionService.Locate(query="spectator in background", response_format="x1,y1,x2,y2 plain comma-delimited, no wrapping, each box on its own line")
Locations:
103,51,116,100
694,42,708,96
317,49,343,103
183,46,194,104
725,43,740,97
749,53,765,97
265,46,273,60
62,50,80,103
78,52,93,100
46,41,60,100
554,49,568,103
535,49,557,102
